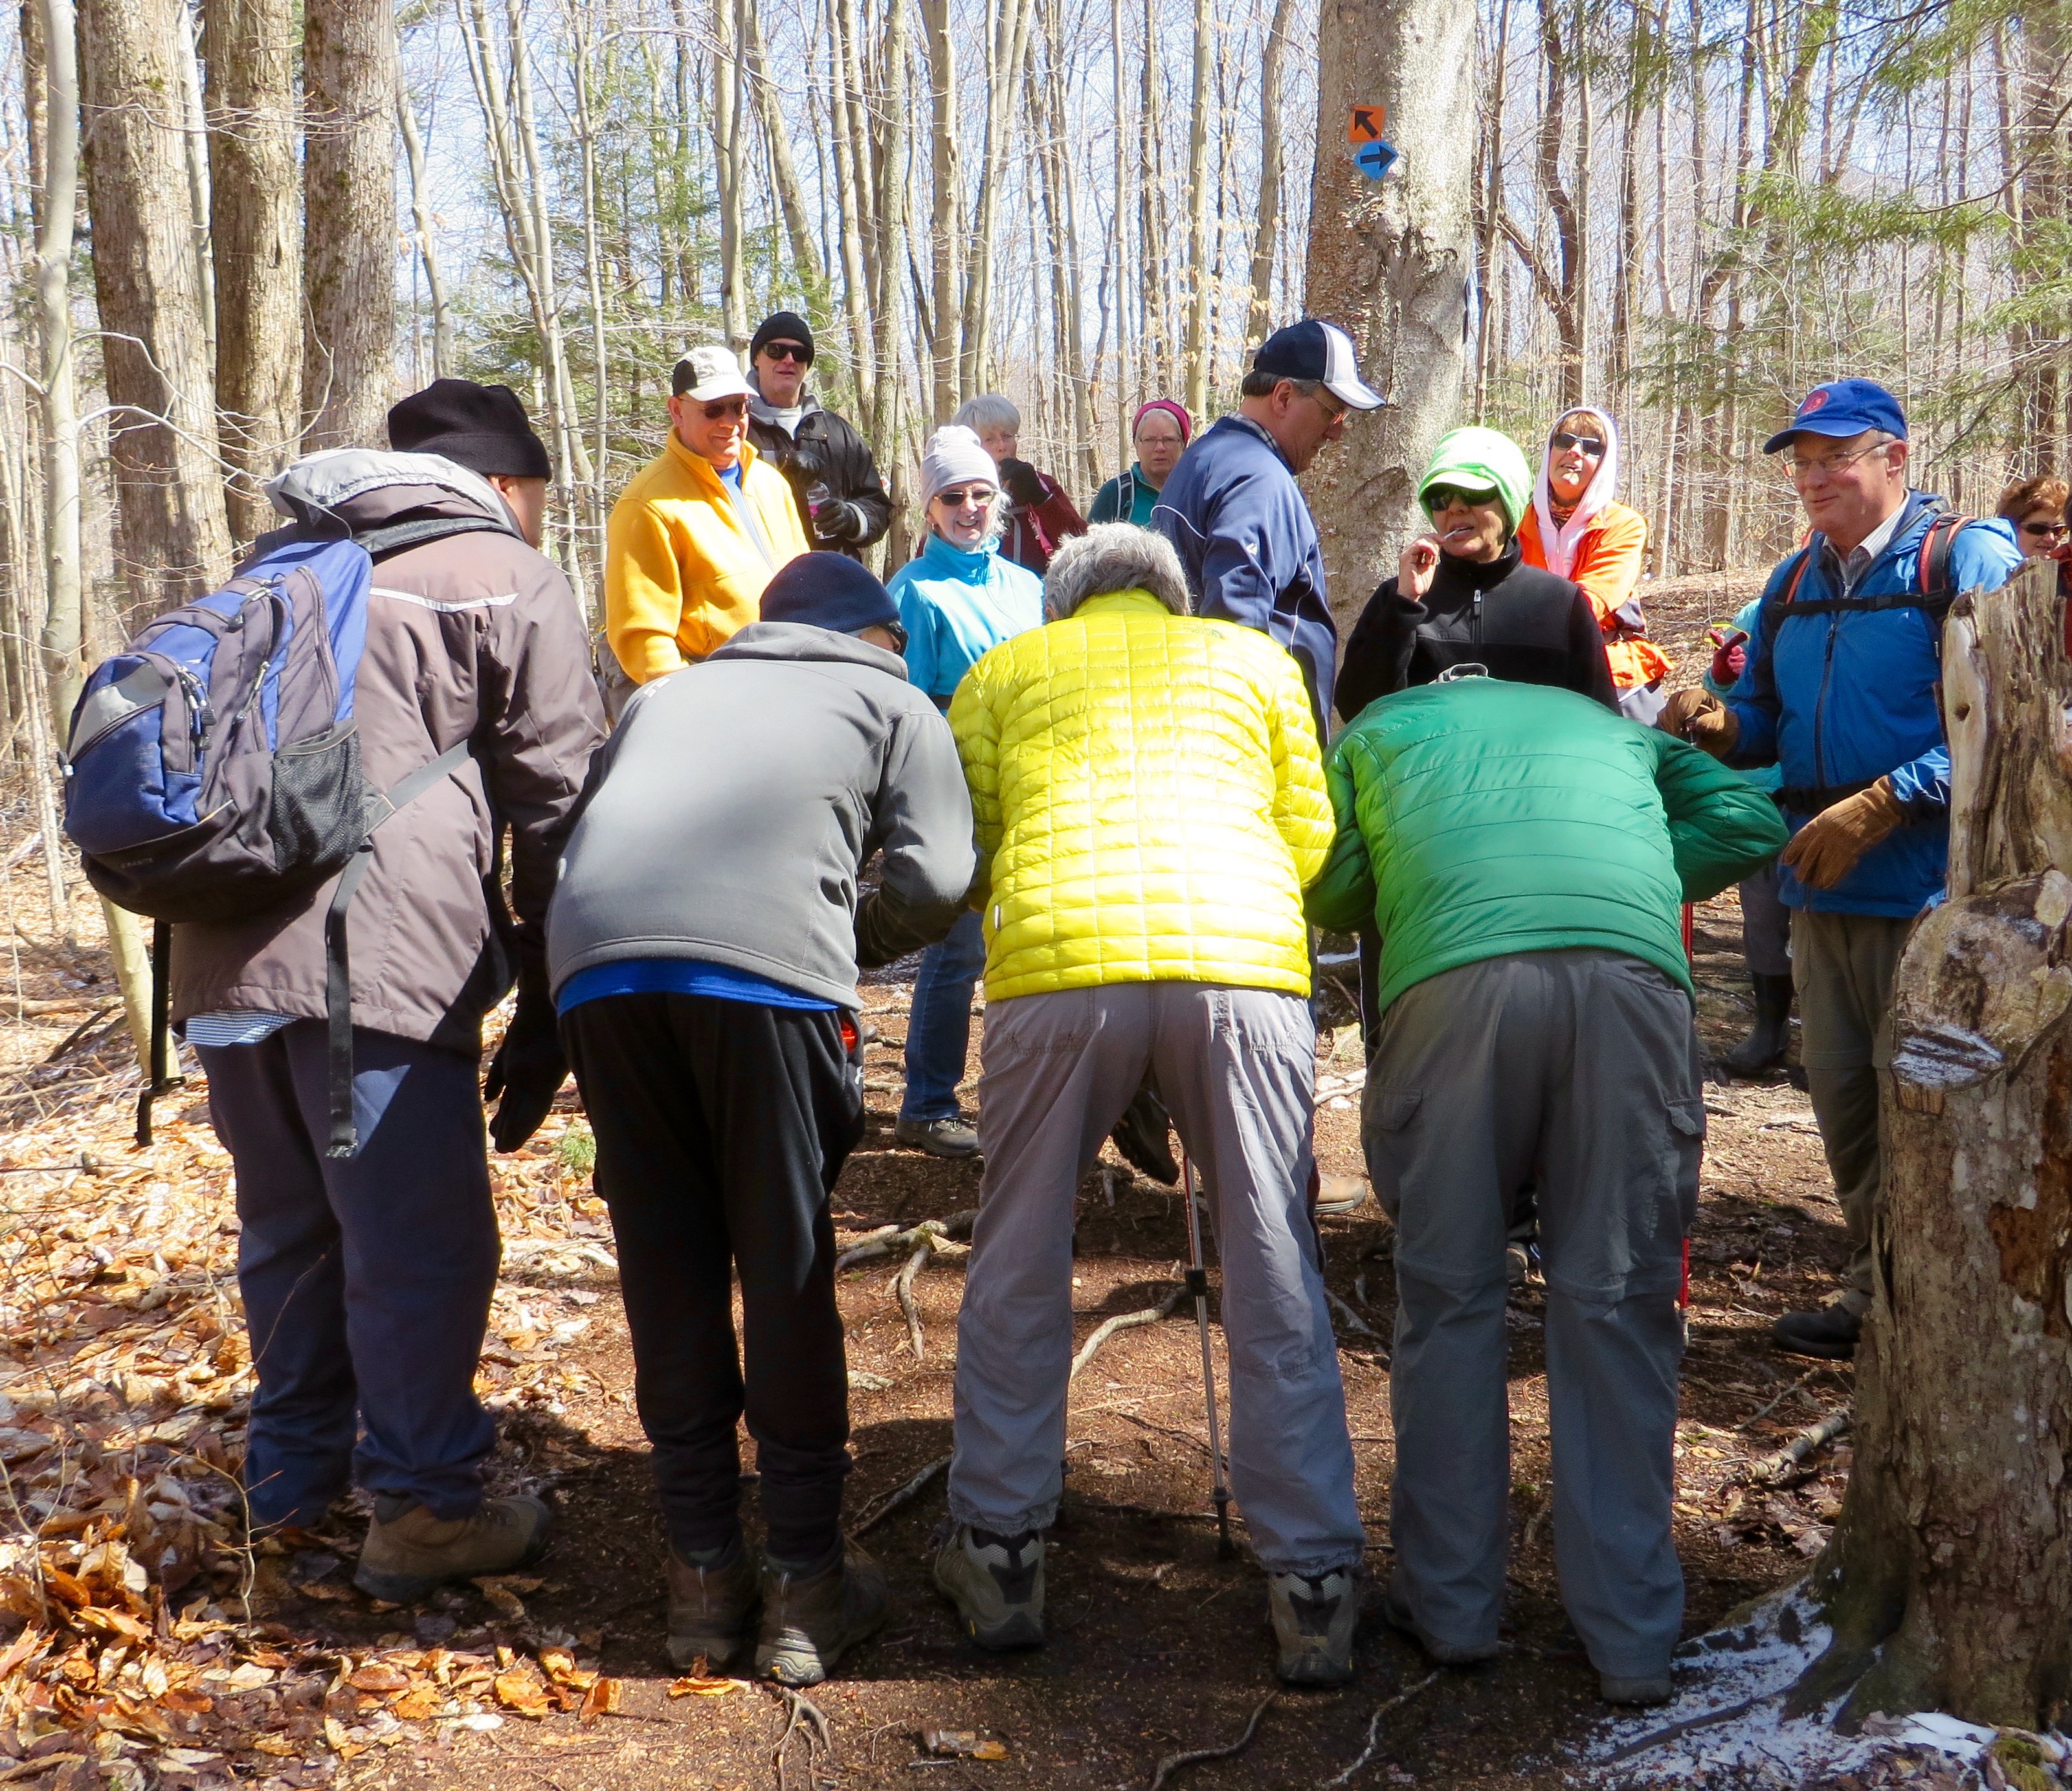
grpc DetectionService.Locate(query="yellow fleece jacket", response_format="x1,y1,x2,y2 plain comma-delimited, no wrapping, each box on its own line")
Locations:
605,432,810,682
948,590,1331,1001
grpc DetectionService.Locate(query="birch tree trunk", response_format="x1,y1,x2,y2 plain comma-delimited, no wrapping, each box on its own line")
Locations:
303,0,399,449
1301,0,1477,638
1793,556,2072,1731
203,0,302,542
79,0,233,624
397,84,454,381
1181,0,1214,417
1247,0,1297,346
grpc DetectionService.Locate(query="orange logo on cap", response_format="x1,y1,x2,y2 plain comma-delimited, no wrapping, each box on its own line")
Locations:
1800,388,1831,415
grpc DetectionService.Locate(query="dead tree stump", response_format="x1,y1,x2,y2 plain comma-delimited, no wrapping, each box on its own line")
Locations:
1799,556,2072,1730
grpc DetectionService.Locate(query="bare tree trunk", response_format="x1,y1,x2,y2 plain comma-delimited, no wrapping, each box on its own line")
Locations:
1794,557,2072,1732
922,0,961,422
1181,0,1214,417
302,0,399,449
712,0,748,350
1302,0,1478,637
397,85,453,381
958,0,1034,397
868,0,911,450
741,0,828,298
203,0,302,542
1246,0,1296,346
79,0,233,624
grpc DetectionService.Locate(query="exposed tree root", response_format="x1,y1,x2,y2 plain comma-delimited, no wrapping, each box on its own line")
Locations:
1070,1285,1185,1382
502,1238,620,1272
836,1210,977,1273
768,1684,833,1791
1746,1407,1851,1486
1145,1690,1278,1791
851,1454,951,1537
895,1240,935,1359
1326,1287,1383,1344
1320,1671,1440,1787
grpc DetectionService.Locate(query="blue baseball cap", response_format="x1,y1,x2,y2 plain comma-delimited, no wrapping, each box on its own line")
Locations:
1253,320,1385,410
1762,379,1908,454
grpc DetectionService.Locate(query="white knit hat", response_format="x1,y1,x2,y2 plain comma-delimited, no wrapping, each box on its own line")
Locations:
919,425,998,508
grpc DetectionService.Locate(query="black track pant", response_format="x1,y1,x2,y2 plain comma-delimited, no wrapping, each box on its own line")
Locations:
561,993,864,1562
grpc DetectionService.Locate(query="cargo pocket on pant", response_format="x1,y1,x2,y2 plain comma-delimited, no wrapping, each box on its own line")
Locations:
1361,1086,1421,1222
1664,1098,1705,1237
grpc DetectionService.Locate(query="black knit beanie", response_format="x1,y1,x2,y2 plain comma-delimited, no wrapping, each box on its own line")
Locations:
749,311,816,366
387,379,553,482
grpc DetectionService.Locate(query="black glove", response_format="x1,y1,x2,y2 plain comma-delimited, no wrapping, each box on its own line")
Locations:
483,965,567,1151
816,500,865,544
785,441,828,483
1109,1082,1179,1186
998,458,1047,507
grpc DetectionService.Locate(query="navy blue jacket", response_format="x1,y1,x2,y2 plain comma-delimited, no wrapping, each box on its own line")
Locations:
1726,493,2020,917
1152,414,1335,730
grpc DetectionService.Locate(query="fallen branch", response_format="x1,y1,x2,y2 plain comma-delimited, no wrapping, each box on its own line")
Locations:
502,1239,620,1273
851,1453,950,1537
1739,1366,1825,1430
1594,1689,1780,1766
1321,1671,1440,1787
1745,1408,1851,1485
836,1211,976,1273
1070,1285,1185,1382
1146,1691,1278,1791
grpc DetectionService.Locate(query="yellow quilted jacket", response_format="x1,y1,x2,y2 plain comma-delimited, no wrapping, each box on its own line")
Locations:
948,589,1331,1000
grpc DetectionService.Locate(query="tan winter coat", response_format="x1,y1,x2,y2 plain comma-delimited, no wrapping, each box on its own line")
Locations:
171,451,607,1051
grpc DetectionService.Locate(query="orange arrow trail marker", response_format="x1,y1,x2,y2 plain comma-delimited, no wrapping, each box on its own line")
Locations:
1348,104,1385,142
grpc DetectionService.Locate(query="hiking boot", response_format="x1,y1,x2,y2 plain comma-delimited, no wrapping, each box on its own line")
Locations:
1721,973,1794,1078
1110,1086,1179,1186
1600,1669,1674,1706
353,1493,550,1602
1772,1300,1862,1361
667,1538,760,1671
1267,1566,1359,1687
1504,1242,1532,1289
1316,1175,1370,1219
755,1543,889,1685
1379,1584,1499,1667
933,1524,1045,1650
894,1115,981,1160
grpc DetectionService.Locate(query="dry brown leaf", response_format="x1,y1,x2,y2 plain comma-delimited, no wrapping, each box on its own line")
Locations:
346,1665,409,1695
536,1648,595,1691
247,1736,298,1757
0,1627,45,1676
578,1677,621,1722
159,1689,213,1715
71,1607,149,1643
493,1669,552,1718
390,1685,441,1720
666,1675,738,1697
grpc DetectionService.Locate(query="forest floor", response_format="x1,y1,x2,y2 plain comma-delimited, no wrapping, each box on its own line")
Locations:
0,568,2018,1791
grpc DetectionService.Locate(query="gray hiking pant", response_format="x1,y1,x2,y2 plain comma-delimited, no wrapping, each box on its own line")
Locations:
1363,950,1702,1679
948,982,1365,1576
1790,908,1909,1309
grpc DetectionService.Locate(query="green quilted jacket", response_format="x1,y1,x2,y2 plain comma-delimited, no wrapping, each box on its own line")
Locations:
1306,678,1788,1011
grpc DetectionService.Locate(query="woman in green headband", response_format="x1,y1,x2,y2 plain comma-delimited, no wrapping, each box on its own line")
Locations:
1335,426,1618,725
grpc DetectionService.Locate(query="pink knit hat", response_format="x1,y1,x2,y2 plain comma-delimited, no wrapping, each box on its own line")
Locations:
1132,399,1192,445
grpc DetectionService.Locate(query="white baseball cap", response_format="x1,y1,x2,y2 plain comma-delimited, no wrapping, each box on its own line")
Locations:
1252,319,1386,411
671,344,755,403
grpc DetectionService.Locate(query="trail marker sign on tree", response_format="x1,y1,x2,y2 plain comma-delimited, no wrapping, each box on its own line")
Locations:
1354,140,1399,181
1348,105,1385,142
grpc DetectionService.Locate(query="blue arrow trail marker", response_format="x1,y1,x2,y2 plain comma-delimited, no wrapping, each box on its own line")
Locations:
1354,139,1399,181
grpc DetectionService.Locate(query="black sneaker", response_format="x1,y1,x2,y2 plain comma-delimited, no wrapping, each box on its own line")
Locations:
1772,1302,1862,1360
895,1115,981,1159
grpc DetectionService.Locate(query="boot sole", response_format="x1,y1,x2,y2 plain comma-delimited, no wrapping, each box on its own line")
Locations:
757,1600,889,1686
1278,1651,1355,1687
352,1528,550,1604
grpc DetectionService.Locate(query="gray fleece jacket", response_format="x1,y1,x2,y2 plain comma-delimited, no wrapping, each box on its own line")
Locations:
545,622,976,1007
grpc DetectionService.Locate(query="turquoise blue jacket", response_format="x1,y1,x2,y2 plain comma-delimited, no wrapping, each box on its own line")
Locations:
890,531,1046,706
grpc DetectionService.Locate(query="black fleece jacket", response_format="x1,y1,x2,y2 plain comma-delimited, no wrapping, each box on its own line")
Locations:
746,397,893,561
1335,540,1618,724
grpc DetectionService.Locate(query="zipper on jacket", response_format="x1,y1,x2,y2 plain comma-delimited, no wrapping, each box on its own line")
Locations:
1812,610,1839,792
1471,592,1484,647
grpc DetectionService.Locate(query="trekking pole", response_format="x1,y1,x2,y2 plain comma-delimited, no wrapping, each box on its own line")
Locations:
1180,1147,1235,1558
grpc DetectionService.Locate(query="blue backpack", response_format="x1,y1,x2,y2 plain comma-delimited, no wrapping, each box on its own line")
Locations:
63,533,471,1152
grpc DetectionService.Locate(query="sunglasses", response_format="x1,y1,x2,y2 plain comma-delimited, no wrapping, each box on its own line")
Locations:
877,619,909,654
1550,430,1606,456
760,342,811,364
2021,520,2070,540
935,486,996,510
698,396,750,421
1423,485,1498,511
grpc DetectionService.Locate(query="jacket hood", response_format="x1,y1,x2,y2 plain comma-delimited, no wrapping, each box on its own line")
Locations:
265,447,518,537
706,619,911,681
919,528,1002,583
1532,408,1621,580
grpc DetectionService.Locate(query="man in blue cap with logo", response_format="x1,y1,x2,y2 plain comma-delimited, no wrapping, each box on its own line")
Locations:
1659,379,2020,1361
1152,319,1385,735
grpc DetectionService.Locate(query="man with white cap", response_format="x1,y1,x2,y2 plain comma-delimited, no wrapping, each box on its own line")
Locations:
1152,318,1384,734
607,344,812,684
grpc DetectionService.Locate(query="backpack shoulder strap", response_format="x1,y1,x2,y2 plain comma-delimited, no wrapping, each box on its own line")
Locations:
1754,546,1814,650
1917,513,1972,597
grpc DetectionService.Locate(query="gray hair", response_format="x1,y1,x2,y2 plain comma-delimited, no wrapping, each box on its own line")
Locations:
952,393,1021,434
1044,524,1192,619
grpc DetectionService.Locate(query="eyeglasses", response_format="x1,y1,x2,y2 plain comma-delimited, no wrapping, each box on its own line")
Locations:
1423,485,1497,511
760,342,811,364
2020,520,2070,540
1306,387,1349,424
1784,441,1892,482
1550,431,1605,456
934,487,996,511
699,396,750,421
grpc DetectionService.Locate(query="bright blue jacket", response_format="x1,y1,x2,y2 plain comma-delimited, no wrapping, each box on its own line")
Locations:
1151,415,1336,731
889,530,1045,706
1725,494,2020,917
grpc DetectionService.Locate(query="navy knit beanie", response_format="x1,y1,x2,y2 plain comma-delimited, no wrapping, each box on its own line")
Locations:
758,553,899,636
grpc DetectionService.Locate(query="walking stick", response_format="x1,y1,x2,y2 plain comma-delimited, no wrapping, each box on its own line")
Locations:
1180,1148,1235,1558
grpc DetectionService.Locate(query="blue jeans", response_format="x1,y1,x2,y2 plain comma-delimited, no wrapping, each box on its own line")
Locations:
901,909,986,1122
198,1021,500,1528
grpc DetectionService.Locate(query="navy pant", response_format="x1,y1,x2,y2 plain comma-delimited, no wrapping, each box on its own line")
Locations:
198,1021,500,1528
900,908,986,1122
561,993,865,1563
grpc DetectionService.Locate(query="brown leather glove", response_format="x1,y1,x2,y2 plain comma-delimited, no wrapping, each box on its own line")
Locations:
1780,778,1904,890
1656,687,1740,758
